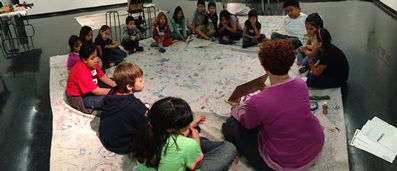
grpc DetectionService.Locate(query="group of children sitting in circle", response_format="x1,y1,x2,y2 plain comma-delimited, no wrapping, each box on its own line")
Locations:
63,0,349,170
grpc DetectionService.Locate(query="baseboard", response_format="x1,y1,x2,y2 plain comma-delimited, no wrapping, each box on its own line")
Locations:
374,0,397,20
24,3,127,20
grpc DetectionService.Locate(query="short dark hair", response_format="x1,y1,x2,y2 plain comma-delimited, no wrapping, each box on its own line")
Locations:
258,39,295,75
79,42,96,60
283,0,300,9
126,16,135,24
197,0,205,6
113,62,143,93
248,9,258,18
68,35,80,52
208,1,216,8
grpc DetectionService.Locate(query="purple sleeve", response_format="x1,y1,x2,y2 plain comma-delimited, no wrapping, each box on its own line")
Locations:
231,105,246,122
67,54,80,70
231,99,262,129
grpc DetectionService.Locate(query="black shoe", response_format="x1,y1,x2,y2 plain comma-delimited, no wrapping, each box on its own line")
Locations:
128,49,135,54
299,66,309,74
242,42,253,48
136,46,144,51
252,38,259,45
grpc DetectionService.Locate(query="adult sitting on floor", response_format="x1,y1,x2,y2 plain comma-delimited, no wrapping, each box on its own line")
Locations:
222,39,325,171
304,28,349,88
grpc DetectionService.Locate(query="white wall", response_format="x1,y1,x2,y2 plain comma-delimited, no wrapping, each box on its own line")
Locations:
2,0,12,5
153,0,197,22
380,0,397,12
27,0,126,15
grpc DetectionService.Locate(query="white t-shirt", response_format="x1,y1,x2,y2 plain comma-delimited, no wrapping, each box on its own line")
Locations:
284,12,307,41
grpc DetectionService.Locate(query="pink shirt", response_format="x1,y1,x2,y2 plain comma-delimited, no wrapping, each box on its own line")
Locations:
67,52,80,70
232,78,324,170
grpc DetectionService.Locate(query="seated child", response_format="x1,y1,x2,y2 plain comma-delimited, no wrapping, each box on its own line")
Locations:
297,13,323,73
270,0,307,49
242,9,266,48
95,25,126,69
197,1,218,41
187,0,207,36
65,42,116,114
122,16,144,54
99,62,149,154
132,97,237,171
170,6,191,41
67,35,82,71
305,28,349,88
153,12,172,53
218,10,243,45
79,26,102,68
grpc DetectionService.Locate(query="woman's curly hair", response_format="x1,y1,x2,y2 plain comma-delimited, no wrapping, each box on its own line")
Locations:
258,39,295,75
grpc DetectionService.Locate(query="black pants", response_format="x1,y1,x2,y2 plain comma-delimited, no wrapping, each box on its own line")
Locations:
122,40,140,50
222,117,274,171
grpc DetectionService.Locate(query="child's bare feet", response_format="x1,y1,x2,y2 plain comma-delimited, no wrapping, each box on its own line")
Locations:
222,36,229,41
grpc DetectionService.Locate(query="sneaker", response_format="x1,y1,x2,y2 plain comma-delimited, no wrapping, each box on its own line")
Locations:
299,66,309,74
136,46,144,51
150,42,158,47
128,49,135,54
209,36,215,42
159,47,166,53
234,40,243,46
186,34,195,43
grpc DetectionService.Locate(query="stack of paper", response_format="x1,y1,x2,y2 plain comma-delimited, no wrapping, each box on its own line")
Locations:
350,117,397,163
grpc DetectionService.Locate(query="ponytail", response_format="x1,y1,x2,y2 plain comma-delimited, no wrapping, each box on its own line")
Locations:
316,28,332,49
132,124,170,169
132,97,193,169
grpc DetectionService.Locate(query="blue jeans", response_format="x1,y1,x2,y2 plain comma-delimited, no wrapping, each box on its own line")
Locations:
296,48,321,67
171,30,191,40
218,30,242,44
200,137,237,171
222,117,275,171
103,48,126,69
271,32,302,49
111,47,127,58
243,34,266,43
306,74,343,88
82,81,111,110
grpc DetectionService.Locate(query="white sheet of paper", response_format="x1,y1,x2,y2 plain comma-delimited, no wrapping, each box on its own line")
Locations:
361,117,397,155
351,129,395,163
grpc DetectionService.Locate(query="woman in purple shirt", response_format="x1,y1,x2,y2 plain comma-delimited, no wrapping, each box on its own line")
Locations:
222,39,324,171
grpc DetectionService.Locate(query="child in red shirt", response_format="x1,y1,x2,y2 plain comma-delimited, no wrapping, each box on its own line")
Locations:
66,42,116,114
